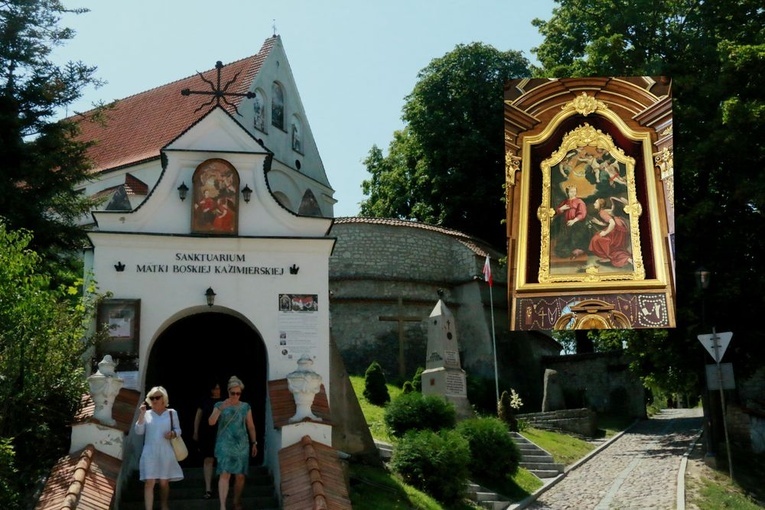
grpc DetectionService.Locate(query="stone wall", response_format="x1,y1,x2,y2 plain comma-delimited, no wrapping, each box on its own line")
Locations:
516,408,599,437
327,218,561,410
542,351,645,418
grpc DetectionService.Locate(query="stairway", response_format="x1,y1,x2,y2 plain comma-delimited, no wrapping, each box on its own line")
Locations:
119,465,279,510
511,432,564,479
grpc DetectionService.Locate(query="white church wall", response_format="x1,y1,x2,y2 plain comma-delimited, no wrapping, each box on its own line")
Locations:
88,233,332,386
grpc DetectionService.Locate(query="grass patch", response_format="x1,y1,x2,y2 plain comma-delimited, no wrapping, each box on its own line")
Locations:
350,375,402,444
520,427,595,466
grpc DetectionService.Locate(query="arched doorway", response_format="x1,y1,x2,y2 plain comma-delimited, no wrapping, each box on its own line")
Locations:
145,312,267,466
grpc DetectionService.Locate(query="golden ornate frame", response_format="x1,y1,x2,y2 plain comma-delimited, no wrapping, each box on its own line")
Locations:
513,92,671,293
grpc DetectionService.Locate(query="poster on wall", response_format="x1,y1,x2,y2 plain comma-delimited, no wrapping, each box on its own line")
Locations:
96,299,140,360
277,294,319,359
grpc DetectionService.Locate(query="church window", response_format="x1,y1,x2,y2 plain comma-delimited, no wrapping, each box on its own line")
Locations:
191,159,240,235
291,116,303,153
253,89,266,132
271,82,284,131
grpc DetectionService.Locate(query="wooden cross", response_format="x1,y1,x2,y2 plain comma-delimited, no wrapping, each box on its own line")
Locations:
379,296,423,378
181,61,255,116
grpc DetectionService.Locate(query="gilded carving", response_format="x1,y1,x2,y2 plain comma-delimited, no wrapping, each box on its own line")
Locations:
562,92,609,117
655,147,674,209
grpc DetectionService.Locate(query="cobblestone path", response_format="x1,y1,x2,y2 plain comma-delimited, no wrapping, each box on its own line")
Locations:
527,408,703,510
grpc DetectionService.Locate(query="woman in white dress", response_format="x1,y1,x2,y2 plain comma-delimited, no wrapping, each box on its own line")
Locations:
134,386,184,510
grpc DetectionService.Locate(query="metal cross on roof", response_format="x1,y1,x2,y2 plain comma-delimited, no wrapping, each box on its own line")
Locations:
181,60,255,116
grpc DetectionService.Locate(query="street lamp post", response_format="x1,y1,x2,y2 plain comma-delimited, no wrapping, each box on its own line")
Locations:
695,266,715,464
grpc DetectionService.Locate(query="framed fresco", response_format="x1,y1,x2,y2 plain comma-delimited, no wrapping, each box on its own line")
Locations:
191,158,240,235
96,299,140,357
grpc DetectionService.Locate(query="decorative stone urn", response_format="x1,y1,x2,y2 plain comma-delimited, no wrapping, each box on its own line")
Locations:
286,355,323,423
87,355,124,426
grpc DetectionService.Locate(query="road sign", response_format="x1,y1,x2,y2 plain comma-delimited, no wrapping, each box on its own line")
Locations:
706,363,736,390
698,332,733,363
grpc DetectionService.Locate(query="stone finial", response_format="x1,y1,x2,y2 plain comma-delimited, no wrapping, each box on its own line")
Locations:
88,355,124,426
286,355,323,423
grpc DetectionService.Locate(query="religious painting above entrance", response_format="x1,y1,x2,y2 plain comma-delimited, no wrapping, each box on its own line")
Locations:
504,77,675,330
191,158,240,235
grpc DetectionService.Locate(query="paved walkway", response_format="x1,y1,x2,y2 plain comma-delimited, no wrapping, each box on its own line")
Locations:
522,408,703,510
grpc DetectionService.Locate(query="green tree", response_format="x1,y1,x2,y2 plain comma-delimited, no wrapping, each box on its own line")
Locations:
0,221,97,506
0,0,102,276
363,361,390,406
532,0,765,394
361,42,530,248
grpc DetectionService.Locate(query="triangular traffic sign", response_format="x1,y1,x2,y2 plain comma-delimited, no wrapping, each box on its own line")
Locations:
698,332,733,363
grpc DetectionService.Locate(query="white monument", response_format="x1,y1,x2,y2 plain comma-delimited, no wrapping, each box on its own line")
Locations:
421,296,474,419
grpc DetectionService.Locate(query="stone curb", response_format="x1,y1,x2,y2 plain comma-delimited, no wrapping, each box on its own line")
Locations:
508,419,640,510
676,429,704,510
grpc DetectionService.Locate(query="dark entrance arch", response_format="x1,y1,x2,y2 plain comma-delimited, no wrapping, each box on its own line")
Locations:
145,312,267,466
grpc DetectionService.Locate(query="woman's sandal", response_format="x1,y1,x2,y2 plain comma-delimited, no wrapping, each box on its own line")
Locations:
202,490,213,499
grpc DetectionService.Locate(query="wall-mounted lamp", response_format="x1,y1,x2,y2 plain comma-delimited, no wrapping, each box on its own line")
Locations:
177,182,189,201
241,184,253,203
205,287,216,307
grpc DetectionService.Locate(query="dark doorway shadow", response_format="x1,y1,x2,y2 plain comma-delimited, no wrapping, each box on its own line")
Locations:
145,312,267,467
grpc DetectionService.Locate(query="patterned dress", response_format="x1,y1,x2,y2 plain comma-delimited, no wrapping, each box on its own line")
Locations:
135,409,184,481
214,401,251,475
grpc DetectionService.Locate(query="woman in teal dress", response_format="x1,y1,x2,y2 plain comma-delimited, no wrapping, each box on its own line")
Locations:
209,375,257,510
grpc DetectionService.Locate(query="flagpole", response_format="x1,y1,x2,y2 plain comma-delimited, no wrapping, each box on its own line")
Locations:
489,282,499,405
483,255,500,405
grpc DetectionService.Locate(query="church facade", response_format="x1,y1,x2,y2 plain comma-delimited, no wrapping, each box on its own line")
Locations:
59,33,563,507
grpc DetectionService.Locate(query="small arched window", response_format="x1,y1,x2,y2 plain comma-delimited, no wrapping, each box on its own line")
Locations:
271,82,284,130
291,116,303,153
253,89,266,132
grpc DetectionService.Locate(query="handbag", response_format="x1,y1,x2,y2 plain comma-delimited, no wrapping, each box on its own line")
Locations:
169,409,188,461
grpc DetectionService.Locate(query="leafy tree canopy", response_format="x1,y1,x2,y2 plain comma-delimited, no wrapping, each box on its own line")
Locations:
0,221,97,506
0,0,102,277
535,0,765,389
361,43,530,248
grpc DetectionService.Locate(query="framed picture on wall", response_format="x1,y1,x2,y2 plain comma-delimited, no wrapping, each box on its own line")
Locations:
96,299,140,357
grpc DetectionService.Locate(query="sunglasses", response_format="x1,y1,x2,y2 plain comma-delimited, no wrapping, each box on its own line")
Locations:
229,391,241,396
149,395,162,401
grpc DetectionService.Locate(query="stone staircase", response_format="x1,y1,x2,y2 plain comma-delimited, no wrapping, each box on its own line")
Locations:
511,432,564,479
119,465,279,510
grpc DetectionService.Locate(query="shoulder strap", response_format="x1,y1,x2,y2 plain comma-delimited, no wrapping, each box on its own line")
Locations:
169,408,176,431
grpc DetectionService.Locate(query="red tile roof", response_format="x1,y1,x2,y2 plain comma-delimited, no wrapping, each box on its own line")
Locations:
74,37,277,174
269,378,331,428
279,435,352,510
34,445,121,510
73,387,142,433
333,216,500,257
124,173,148,195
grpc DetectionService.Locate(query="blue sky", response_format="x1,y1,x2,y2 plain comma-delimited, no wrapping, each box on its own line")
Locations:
53,1,556,217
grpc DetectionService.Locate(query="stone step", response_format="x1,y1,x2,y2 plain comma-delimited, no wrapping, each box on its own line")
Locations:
467,483,510,510
520,461,565,472
119,466,278,510
528,468,563,479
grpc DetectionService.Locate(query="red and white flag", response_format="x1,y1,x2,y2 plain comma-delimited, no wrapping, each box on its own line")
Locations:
482,255,493,287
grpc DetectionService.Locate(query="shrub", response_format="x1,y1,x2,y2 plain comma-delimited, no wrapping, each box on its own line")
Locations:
457,417,521,480
384,392,456,437
411,366,424,392
390,429,470,504
401,380,414,394
363,361,390,406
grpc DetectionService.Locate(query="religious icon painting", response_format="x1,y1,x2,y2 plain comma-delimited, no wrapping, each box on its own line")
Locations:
540,125,644,283
505,77,676,330
191,158,240,235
